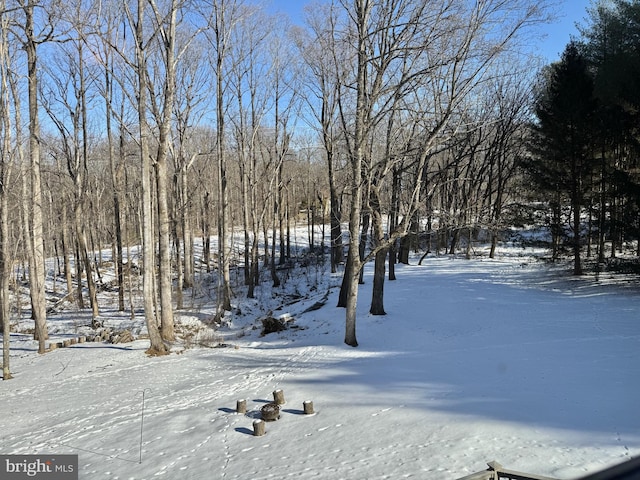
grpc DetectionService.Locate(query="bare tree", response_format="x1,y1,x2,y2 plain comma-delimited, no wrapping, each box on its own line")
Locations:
14,0,65,352
146,0,181,342
203,0,246,314
337,0,370,346
296,0,349,274
474,63,534,258
125,0,168,355
41,16,100,321
171,40,210,307
90,0,127,312
266,16,299,286
0,0,16,378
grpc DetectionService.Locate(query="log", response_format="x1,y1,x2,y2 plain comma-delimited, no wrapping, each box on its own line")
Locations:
261,316,288,335
303,400,314,415
113,330,134,343
273,389,285,405
253,419,265,437
236,399,247,414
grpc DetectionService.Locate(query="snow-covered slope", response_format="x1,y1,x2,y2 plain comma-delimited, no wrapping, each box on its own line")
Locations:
2,252,639,479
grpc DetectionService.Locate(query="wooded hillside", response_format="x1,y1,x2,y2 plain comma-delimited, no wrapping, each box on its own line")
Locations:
1,0,639,373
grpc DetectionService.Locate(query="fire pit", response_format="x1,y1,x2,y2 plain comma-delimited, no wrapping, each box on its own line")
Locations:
260,403,280,421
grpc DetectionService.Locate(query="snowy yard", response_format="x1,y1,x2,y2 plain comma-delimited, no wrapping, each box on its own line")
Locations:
1,250,639,479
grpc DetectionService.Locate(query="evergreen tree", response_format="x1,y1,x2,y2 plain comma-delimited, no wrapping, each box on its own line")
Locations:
581,0,640,259
528,42,597,274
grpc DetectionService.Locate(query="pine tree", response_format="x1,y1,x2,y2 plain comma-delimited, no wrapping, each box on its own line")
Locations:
528,42,597,274
582,0,640,258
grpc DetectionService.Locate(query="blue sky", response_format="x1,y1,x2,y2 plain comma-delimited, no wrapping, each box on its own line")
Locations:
264,0,595,62
541,0,594,60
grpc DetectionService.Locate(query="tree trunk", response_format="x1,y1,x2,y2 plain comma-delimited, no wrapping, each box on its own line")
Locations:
572,172,583,275
76,212,99,320
388,167,400,280
154,0,178,342
551,197,561,261
358,212,369,285
106,63,125,312
448,228,459,255
598,145,607,263
241,174,251,288
369,186,386,315
173,219,183,309
24,1,47,353
183,207,194,288
328,151,343,273
78,48,99,320
370,247,387,316
74,241,84,309
132,0,168,355
202,191,211,271
270,195,281,287
344,243,360,347
156,157,175,340
214,3,233,312
490,232,498,259
0,238,10,378
337,252,352,308
398,216,419,265
1,23,14,377
61,207,74,297
342,0,371,347
278,162,286,265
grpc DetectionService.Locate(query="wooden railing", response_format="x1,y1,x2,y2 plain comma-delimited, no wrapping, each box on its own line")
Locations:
458,458,640,480
457,461,558,480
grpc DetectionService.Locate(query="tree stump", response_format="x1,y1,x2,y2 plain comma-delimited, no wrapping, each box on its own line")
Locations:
273,389,285,405
236,399,247,414
253,419,265,436
303,400,314,415
260,403,280,421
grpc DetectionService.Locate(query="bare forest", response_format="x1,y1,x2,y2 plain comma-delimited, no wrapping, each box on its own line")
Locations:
4,0,638,378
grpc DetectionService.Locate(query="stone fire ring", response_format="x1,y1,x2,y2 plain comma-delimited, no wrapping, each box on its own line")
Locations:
261,403,281,421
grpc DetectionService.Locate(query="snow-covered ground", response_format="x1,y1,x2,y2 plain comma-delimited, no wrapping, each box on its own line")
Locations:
1,247,639,479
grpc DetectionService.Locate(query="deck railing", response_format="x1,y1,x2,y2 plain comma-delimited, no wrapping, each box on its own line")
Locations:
457,458,640,480
457,461,558,480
